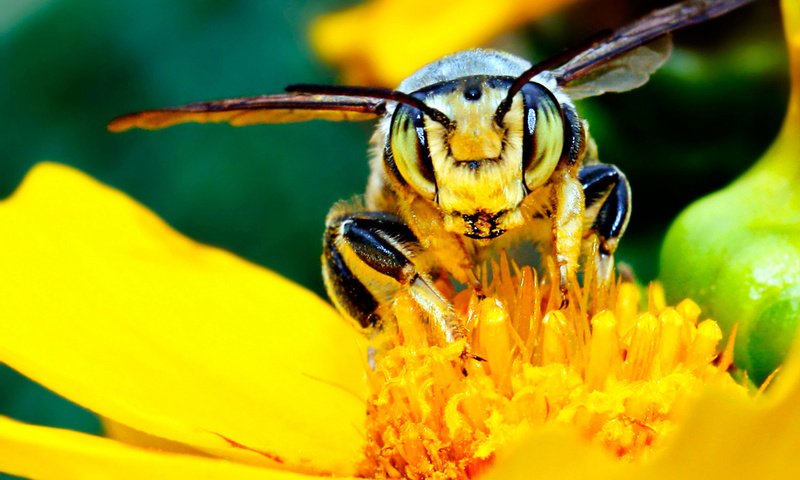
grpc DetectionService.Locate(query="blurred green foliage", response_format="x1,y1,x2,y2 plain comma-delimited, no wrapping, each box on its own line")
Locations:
0,0,788,449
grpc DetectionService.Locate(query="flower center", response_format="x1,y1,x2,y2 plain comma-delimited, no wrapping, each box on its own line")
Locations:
359,255,742,479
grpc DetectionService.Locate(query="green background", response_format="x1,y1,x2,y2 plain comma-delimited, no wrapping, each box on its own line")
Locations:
0,0,788,460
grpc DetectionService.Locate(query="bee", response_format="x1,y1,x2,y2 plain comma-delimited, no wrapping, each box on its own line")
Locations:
110,0,754,343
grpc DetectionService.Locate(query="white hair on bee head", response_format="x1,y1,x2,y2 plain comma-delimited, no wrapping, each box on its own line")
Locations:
397,49,532,93
394,49,574,110
374,49,575,143
377,50,532,137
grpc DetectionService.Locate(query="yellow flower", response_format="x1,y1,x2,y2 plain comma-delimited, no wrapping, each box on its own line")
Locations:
309,0,583,86
0,163,368,478
0,164,799,479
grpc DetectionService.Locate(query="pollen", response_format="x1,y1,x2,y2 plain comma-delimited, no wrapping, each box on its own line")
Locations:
359,254,743,479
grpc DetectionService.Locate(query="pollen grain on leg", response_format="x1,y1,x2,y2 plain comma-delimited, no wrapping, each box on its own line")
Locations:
360,254,744,479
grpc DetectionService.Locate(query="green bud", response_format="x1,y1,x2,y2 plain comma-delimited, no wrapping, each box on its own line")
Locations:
661,0,800,385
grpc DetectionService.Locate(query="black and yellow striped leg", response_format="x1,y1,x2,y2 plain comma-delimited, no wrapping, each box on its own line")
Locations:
578,163,632,283
323,211,465,342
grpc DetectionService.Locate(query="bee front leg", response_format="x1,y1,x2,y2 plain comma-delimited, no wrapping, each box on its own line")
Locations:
579,164,632,284
550,170,585,306
323,210,466,343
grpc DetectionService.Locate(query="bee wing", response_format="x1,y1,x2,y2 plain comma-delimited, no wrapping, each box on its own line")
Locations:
108,93,384,132
559,36,672,100
551,0,754,100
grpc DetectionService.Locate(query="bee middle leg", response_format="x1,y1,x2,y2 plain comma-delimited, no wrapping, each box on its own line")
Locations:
578,163,632,284
550,170,585,306
323,210,465,343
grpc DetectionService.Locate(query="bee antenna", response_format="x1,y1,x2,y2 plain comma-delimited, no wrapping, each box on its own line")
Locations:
286,84,452,129
494,29,612,123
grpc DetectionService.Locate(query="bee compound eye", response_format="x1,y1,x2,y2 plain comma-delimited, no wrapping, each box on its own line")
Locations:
519,82,565,190
388,105,437,199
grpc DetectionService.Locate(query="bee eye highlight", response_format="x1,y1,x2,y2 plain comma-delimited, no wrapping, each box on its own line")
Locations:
387,105,437,199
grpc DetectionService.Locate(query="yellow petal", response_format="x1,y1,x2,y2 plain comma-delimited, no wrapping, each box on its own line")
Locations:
310,0,583,86
0,415,359,480
0,163,368,475
483,427,623,480
485,344,800,480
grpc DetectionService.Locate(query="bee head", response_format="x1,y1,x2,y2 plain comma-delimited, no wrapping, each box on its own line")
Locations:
386,74,568,239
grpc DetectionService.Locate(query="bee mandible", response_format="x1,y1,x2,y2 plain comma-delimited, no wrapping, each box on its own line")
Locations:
110,0,756,343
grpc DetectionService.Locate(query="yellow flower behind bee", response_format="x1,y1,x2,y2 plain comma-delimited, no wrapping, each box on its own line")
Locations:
309,0,583,86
